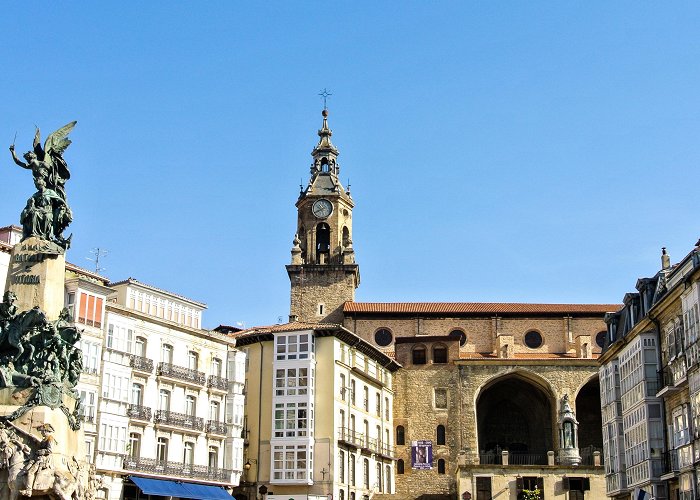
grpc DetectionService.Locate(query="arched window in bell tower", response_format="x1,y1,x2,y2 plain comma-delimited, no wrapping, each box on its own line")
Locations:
342,226,350,247
321,158,330,173
299,225,306,260
316,223,331,264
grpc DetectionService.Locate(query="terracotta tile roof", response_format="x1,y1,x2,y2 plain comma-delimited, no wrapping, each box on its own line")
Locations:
229,321,340,337
458,351,600,360
344,302,620,315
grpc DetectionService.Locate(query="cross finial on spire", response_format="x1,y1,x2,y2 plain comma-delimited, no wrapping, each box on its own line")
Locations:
318,88,332,110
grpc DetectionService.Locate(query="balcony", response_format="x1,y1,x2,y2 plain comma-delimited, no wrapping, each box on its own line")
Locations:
208,375,229,392
579,445,604,466
157,362,206,386
478,451,548,465
122,456,233,483
154,410,204,432
660,450,680,480
127,404,152,421
338,427,364,449
130,355,154,374
206,420,228,436
376,441,395,459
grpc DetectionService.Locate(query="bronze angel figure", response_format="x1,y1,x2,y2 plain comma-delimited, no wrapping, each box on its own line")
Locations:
9,122,77,249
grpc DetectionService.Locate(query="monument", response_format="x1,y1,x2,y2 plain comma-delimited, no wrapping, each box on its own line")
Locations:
0,122,95,499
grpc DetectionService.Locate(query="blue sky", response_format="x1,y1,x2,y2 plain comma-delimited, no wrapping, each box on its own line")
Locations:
2,3,699,328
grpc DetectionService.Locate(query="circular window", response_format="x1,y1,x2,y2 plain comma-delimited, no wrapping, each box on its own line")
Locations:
374,328,393,347
524,331,543,349
596,331,606,349
449,329,467,346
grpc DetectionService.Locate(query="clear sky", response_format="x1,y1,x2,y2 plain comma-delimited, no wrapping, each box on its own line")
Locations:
2,3,699,328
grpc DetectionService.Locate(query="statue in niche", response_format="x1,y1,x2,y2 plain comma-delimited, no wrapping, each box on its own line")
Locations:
9,121,76,249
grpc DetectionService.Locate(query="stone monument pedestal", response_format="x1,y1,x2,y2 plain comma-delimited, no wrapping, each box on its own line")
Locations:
4,237,66,322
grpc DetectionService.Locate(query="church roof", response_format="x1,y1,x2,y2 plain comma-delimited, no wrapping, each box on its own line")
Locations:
344,302,620,315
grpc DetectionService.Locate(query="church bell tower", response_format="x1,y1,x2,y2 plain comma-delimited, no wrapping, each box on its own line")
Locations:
286,109,360,324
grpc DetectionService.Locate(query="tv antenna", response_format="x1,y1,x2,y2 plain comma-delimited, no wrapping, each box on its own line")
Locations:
87,247,108,274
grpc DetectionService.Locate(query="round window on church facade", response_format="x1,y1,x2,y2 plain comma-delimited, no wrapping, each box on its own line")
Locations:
596,331,607,348
374,328,393,347
449,329,467,346
524,330,543,349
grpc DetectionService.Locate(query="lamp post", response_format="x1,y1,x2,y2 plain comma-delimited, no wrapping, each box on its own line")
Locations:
244,459,258,500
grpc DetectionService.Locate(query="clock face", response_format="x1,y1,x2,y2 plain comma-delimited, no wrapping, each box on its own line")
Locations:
312,199,333,219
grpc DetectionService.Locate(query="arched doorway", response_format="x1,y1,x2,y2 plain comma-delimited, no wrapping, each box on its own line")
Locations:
477,374,553,465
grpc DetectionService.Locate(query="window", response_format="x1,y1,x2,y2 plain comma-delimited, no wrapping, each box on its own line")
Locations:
434,388,448,409
185,395,196,416
363,458,370,488
363,386,369,411
85,437,94,464
274,402,310,438
340,374,346,400
161,344,173,363
596,331,606,349
275,368,309,396
450,329,467,346
349,453,356,485
188,351,199,370
159,389,171,411
412,346,427,365
437,425,446,445
397,459,405,474
77,292,104,328
106,324,133,353
524,331,543,349
128,432,141,458
339,450,345,483
376,463,382,492
376,393,381,416
134,336,146,357
374,328,393,347
437,458,445,474
102,372,130,401
396,426,405,445
80,339,100,374
275,333,313,360
157,437,168,462
79,390,96,422
208,446,219,469
131,383,143,406
211,358,222,377
433,345,448,363
183,441,194,465
98,422,127,453
517,477,544,499
210,400,220,421
350,380,356,405
272,444,311,481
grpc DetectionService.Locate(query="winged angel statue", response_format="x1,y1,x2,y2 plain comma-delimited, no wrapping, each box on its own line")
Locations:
9,122,77,250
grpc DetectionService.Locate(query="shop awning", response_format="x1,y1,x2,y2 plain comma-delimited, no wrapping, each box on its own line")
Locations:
130,476,233,500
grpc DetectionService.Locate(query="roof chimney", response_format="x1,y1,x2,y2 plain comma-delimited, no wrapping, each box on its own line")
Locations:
661,247,671,270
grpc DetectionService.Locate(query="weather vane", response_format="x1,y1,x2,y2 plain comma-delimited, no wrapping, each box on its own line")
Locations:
318,88,332,110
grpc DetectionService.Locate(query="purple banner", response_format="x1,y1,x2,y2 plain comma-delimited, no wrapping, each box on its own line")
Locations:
411,440,433,469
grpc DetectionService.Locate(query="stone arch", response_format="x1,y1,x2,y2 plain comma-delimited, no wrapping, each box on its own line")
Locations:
575,376,603,454
475,371,555,464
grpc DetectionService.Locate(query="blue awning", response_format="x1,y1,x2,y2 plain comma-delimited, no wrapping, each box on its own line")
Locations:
130,476,232,500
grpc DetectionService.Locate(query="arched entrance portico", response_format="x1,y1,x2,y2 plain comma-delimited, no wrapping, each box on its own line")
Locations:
476,373,554,465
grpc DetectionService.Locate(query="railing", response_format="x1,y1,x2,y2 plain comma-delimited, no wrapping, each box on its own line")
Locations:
508,452,548,465
663,449,680,475
338,427,364,448
206,420,228,435
479,452,502,465
81,367,98,375
130,355,154,374
154,410,204,431
376,441,395,458
127,404,152,421
122,456,233,483
83,413,95,423
208,375,229,391
580,446,604,466
157,362,206,385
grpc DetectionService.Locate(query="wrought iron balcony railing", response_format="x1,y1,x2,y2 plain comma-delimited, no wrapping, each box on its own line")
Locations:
157,362,206,385
154,410,204,431
127,404,152,421
338,427,364,448
122,456,233,483
208,375,229,391
206,420,228,435
130,355,154,374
